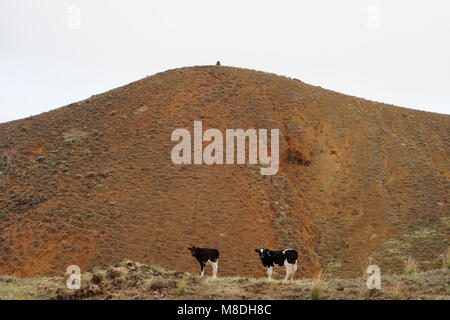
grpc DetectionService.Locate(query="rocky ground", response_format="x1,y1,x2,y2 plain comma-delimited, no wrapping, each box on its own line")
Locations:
0,260,448,300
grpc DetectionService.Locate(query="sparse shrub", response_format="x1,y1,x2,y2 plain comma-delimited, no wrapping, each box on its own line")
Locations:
127,279,138,287
310,270,327,300
112,277,125,288
177,285,187,296
0,156,7,172
404,256,417,275
106,266,124,279
119,259,136,269
391,281,402,300
63,129,87,145
187,274,203,285
92,271,103,284
149,278,167,291
367,288,378,298
0,275,16,283
134,105,148,115
168,271,185,279
62,272,70,285
231,277,250,284
86,171,96,178
441,248,450,270
150,265,167,275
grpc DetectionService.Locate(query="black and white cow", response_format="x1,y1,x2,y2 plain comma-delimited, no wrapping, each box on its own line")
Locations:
255,248,298,283
188,247,219,278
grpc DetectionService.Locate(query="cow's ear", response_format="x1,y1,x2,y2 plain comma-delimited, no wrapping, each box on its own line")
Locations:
254,249,259,253
188,247,192,251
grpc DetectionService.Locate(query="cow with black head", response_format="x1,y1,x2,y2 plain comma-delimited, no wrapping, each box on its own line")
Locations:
188,247,219,278
255,248,298,283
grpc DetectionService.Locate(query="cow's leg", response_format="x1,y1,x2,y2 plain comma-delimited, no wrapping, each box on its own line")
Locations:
267,267,273,281
211,260,218,278
290,260,298,281
283,262,291,284
199,261,206,277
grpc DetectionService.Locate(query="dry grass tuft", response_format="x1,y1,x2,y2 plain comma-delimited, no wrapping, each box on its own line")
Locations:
177,284,187,296
441,248,450,270
358,256,375,299
358,256,376,285
404,256,418,275
310,269,327,300
391,280,402,300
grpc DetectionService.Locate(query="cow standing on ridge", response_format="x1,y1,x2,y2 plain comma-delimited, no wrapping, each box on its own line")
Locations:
188,247,219,278
255,248,298,284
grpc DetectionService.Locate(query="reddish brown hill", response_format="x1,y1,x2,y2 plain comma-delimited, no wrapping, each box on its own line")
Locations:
0,66,448,278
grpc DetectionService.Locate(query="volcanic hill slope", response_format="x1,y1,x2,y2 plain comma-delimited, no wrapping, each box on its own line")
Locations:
0,66,448,279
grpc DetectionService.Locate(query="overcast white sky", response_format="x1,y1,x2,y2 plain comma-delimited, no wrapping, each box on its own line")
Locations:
1,0,449,123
